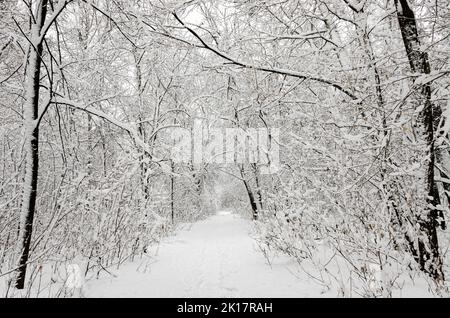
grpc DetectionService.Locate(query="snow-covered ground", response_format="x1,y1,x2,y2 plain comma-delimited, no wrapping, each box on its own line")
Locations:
84,211,326,297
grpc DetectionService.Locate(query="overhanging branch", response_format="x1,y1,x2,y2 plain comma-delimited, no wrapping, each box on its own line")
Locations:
172,12,359,101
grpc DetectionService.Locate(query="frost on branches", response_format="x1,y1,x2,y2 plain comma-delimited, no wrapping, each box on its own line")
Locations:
0,0,449,298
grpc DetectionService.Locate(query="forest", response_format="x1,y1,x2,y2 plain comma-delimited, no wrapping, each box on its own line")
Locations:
0,0,449,297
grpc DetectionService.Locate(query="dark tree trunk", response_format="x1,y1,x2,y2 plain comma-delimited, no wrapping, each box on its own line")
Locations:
252,163,263,212
243,180,258,221
240,166,258,220
394,0,444,282
16,0,48,289
171,160,175,224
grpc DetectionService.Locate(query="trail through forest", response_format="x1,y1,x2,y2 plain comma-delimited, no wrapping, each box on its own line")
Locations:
84,211,324,297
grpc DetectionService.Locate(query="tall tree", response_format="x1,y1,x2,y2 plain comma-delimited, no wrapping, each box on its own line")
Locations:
394,0,444,282
16,0,70,290
15,0,49,289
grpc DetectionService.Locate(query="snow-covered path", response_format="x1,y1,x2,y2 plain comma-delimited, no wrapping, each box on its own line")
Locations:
84,211,323,297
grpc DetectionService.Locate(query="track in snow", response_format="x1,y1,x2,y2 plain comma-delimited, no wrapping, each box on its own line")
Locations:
84,211,323,297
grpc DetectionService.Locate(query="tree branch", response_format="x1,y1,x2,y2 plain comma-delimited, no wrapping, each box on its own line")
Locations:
171,12,358,101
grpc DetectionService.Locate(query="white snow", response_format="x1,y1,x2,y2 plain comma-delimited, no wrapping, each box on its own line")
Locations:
84,211,325,298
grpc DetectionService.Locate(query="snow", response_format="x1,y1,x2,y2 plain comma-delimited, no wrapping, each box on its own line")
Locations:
84,211,325,298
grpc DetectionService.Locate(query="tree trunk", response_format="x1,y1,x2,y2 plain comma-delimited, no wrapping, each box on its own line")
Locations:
171,160,175,224
240,166,258,220
252,163,263,212
394,0,444,282
16,0,48,289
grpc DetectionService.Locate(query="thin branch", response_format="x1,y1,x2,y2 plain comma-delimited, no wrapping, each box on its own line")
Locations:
171,12,358,101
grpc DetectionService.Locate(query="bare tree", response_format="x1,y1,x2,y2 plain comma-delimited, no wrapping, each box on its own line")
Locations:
394,0,444,282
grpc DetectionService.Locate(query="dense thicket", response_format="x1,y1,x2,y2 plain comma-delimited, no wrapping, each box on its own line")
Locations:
0,0,448,297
